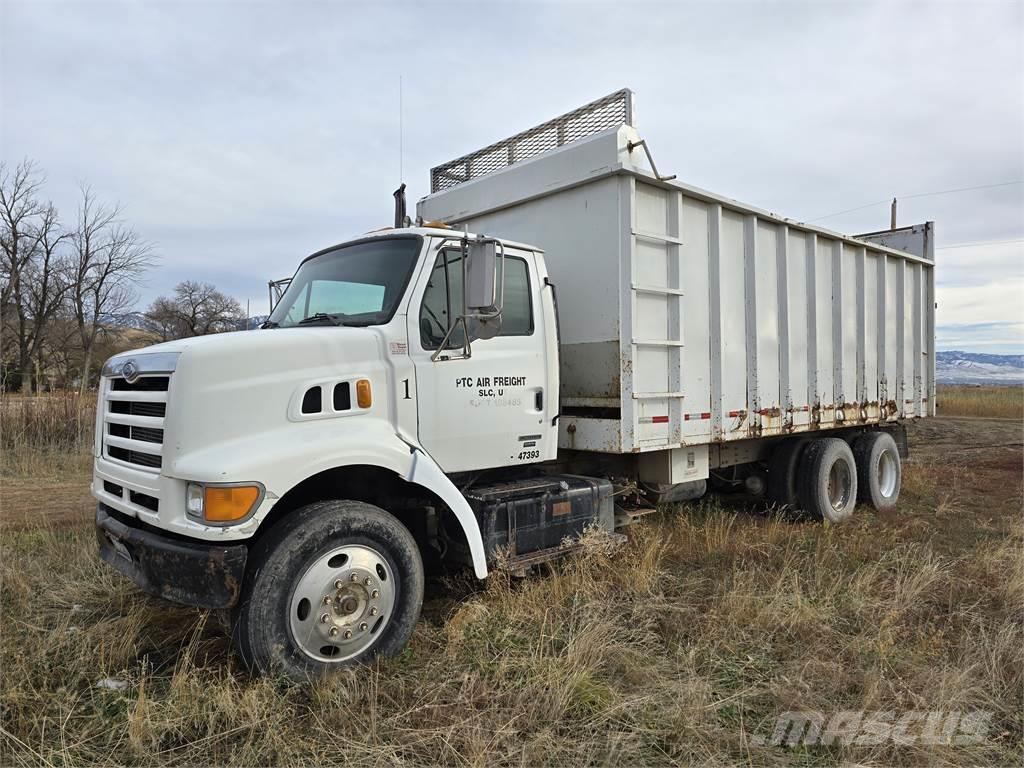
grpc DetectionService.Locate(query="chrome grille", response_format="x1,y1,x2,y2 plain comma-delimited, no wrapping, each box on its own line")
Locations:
429,89,633,193
103,374,169,471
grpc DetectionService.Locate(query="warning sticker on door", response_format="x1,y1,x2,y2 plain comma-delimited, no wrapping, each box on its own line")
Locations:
389,342,408,356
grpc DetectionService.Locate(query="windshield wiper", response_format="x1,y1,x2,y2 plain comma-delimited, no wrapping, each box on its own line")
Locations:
297,312,343,326
260,320,279,329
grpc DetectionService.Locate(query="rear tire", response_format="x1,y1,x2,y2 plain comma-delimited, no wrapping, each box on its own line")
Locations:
797,438,858,524
767,438,809,511
852,431,902,512
232,500,424,681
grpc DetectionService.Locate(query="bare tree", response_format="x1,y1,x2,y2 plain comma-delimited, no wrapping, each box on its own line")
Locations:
143,295,184,341
0,160,45,309
69,187,153,393
1,161,45,390
24,203,71,389
144,280,245,340
1,162,71,391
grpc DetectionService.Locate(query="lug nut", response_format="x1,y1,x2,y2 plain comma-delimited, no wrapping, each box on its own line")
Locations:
344,630,352,639
371,589,379,599
320,613,330,623
334,579,344,589
323,595,332,604
350,573,359,582
369,607,378,616
359,622,368,631
329,627,338,637
364,577,372,586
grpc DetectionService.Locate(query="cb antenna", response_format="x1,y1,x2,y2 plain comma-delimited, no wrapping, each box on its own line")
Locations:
399,75,404,184
393,76,409,228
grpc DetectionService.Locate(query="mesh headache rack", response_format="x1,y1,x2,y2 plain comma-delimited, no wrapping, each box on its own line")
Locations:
429,88,634,193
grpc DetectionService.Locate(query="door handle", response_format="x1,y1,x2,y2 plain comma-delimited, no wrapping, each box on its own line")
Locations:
535,389,543,411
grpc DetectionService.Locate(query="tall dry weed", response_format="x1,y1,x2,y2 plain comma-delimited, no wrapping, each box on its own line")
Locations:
937,385,1023,420
0,391,96,478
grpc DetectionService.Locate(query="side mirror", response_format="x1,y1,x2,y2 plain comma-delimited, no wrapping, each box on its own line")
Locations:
465,241,497,311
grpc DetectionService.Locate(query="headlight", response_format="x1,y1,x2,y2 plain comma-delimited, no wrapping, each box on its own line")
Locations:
186,482,264,524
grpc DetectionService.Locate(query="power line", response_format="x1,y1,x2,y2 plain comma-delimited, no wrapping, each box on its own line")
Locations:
809,198,889,222
936,237,1024,250
808,180,1023,223
901,180,1023,201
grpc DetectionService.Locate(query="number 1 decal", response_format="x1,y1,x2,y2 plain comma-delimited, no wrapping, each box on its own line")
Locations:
402,378,412,400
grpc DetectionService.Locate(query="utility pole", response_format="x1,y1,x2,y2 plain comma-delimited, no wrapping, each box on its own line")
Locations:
890,197,897,230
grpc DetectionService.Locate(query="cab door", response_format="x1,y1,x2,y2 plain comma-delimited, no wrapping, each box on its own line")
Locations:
406,241,554,473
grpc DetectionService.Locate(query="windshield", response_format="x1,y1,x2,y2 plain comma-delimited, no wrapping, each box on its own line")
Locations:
268,236,422,328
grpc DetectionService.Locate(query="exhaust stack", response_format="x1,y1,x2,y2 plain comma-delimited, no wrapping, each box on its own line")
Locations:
393,183,407,228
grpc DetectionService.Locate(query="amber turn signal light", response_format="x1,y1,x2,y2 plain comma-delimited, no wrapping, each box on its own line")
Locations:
356,379,372,408
203,485,261,522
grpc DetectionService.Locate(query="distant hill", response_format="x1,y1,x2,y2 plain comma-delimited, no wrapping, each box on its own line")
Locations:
936,351,1024,384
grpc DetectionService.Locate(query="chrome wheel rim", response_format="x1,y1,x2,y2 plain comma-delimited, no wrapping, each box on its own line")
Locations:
827,460,852,512
288,544,396,663
878,450,898,498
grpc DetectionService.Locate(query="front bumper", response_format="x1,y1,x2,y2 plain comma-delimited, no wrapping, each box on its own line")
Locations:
95,504,248,609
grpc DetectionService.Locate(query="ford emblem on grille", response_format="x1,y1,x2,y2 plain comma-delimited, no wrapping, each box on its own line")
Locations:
121,359,140,383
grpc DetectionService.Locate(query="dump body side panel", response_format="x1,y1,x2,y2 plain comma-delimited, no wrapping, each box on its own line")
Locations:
417,127,935,454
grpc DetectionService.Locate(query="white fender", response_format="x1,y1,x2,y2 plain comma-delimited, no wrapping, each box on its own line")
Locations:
406,448,488,579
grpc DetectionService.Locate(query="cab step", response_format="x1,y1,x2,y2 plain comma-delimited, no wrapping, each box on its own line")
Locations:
614,502,658,528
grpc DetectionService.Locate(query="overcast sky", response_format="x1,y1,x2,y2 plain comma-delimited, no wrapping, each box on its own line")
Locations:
2,0,1022,352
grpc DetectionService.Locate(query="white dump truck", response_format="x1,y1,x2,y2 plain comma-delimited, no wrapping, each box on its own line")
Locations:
93,90,935,679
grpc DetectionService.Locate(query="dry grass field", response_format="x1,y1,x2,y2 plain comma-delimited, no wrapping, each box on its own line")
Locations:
1,393,1022,766
937,384,1023,420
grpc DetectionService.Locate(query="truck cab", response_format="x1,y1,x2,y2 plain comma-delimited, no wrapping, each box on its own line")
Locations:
94,227,569,678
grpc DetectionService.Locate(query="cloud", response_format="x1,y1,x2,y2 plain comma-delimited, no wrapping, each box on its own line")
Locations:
934,240,1024,353
937,322,1024,353
2,0,1022,343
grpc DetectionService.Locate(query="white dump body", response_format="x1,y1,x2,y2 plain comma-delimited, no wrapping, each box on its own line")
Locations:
418,122,935,455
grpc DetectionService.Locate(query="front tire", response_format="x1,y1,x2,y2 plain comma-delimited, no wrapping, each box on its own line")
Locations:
232,500,424,680
797,437,858,524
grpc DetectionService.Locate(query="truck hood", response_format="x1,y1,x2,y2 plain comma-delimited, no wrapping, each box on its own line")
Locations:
109,326,382,363
112,326,396,480
104,323,391,376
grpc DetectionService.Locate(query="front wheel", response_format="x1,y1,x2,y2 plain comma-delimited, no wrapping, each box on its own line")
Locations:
232,500,424,680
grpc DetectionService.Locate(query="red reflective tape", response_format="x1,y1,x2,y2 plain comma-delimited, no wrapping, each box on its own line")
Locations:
684,412,711,421
651,415,669,424
728,410,745,418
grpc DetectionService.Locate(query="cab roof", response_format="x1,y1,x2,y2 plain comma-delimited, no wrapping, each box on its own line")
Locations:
299,227,543,267
357,226,544,253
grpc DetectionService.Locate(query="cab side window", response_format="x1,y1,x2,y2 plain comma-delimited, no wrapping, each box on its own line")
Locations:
419,250,534,349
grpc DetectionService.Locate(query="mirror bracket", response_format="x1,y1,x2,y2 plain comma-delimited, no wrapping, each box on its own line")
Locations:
430,315,472,362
